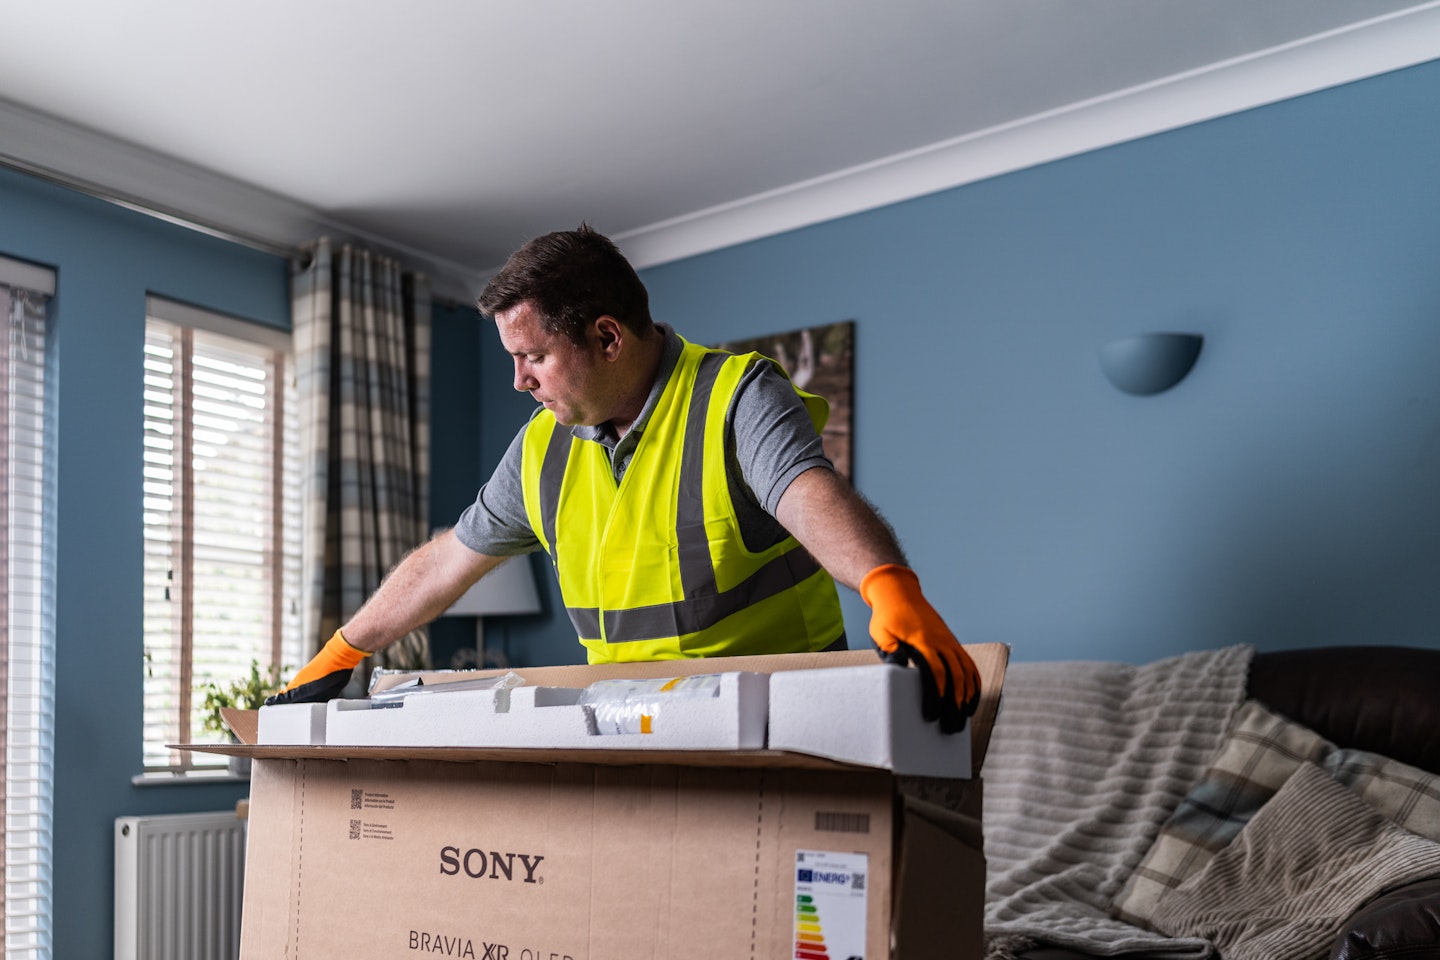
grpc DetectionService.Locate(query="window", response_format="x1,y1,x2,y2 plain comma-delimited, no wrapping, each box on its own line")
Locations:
141,297,301,772
2,254,56,959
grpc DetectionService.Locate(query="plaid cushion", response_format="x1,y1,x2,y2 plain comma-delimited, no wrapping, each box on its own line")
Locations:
1113,699,1440,927
1327,748,1440,842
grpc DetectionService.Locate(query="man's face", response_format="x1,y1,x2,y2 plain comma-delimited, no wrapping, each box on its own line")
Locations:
495,301,613,426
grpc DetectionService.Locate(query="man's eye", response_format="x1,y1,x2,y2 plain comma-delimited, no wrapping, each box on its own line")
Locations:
529,354,544,363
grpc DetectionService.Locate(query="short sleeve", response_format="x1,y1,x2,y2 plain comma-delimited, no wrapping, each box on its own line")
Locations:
729,357,833,516
452,423,542,556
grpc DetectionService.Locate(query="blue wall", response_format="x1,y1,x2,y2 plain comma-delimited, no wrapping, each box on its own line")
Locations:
0,172,508,956
0,167,289,957
429,301,564,667
493,59,1440,668
427,299,556,667
642,59,1440,664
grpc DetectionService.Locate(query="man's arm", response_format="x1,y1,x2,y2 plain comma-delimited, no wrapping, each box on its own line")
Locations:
772,465,905,589
340,529,507,651
775,465,980,732
267,530,510,704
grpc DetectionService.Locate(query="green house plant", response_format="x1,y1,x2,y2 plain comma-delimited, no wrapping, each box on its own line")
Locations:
200,659,287,740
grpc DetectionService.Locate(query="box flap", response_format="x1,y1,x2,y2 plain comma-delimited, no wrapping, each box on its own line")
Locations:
221,706,258,745
968,641,1008,775
238,758,303,957
892,795,986,958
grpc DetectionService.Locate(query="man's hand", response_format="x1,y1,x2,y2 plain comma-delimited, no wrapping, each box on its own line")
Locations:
264,630,370,706
860,564,980,734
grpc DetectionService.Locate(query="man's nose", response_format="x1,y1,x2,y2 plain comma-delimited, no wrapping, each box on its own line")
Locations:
513,360,534,392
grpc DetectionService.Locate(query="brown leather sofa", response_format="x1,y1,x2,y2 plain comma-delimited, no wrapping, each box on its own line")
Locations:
1018,645,1440,960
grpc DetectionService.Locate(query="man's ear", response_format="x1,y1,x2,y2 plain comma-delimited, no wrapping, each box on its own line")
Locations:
594,316,623,359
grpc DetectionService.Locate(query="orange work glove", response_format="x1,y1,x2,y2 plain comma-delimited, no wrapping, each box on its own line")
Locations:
264,630,370,706
860,564,980,734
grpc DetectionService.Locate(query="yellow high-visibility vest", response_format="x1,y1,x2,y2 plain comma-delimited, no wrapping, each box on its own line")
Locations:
520,336,845,662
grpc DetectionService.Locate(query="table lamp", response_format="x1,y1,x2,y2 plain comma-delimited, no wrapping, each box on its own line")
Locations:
442,554,542,668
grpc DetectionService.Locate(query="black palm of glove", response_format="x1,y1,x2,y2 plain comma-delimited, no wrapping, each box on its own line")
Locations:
263,631,369,706
877,641,960,734
860,564,981,735
263,668,354,706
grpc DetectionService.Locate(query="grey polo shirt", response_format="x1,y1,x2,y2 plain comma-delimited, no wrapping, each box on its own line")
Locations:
454,325,832,557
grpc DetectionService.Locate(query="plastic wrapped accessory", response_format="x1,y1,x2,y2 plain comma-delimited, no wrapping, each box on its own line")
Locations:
577,674,723,735
365,670,525,708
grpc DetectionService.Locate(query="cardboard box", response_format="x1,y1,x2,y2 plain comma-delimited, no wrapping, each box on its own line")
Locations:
201,645,1007,960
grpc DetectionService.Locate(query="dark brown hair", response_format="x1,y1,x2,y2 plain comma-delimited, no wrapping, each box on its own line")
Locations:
477,224,653,345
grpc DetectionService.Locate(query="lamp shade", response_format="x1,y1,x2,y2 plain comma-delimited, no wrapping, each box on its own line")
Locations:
1098,332,1203,396
444,555,542,617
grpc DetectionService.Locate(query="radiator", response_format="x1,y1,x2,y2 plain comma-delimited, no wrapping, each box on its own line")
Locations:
114,810,247,960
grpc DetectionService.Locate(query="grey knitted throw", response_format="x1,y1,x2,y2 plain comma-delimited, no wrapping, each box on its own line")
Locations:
983,644,1253,959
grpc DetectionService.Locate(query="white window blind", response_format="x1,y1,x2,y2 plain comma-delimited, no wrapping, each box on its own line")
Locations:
2,255,56,960
142,298,301,772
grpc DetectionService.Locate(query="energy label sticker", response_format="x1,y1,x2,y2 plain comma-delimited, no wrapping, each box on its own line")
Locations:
793,849,868,960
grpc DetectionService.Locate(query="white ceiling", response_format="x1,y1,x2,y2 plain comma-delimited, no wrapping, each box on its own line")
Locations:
2,0,1438,298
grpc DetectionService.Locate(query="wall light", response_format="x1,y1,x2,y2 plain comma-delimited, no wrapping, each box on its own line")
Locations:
1098,332,1203,396
442,554,542,668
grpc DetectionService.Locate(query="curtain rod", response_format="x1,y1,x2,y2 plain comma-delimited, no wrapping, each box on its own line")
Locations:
1,151,305,262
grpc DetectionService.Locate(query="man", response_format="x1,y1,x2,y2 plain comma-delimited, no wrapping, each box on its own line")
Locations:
271,226,979,732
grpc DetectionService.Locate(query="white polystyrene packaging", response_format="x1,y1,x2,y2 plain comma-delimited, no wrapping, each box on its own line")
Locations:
767,663,972,777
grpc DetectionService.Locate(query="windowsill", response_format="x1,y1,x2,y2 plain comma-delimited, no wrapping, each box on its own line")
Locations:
131,769,251,787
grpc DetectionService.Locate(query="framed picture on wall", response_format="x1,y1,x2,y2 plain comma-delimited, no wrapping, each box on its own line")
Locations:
717,320,854,480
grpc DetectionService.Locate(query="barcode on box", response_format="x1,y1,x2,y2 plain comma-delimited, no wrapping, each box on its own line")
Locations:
349,819,361,840
852,872,866,891
814,811,870,834
350,789,363,810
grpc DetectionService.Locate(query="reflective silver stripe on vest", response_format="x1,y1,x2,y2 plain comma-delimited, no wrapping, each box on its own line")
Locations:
570,602,846,647
611,544,824,641
566,606,601,639
538,421,574,565
675,353,729,598
544,350,818,643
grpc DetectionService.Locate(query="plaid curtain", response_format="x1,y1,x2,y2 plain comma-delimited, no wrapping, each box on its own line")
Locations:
293,238,432,676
